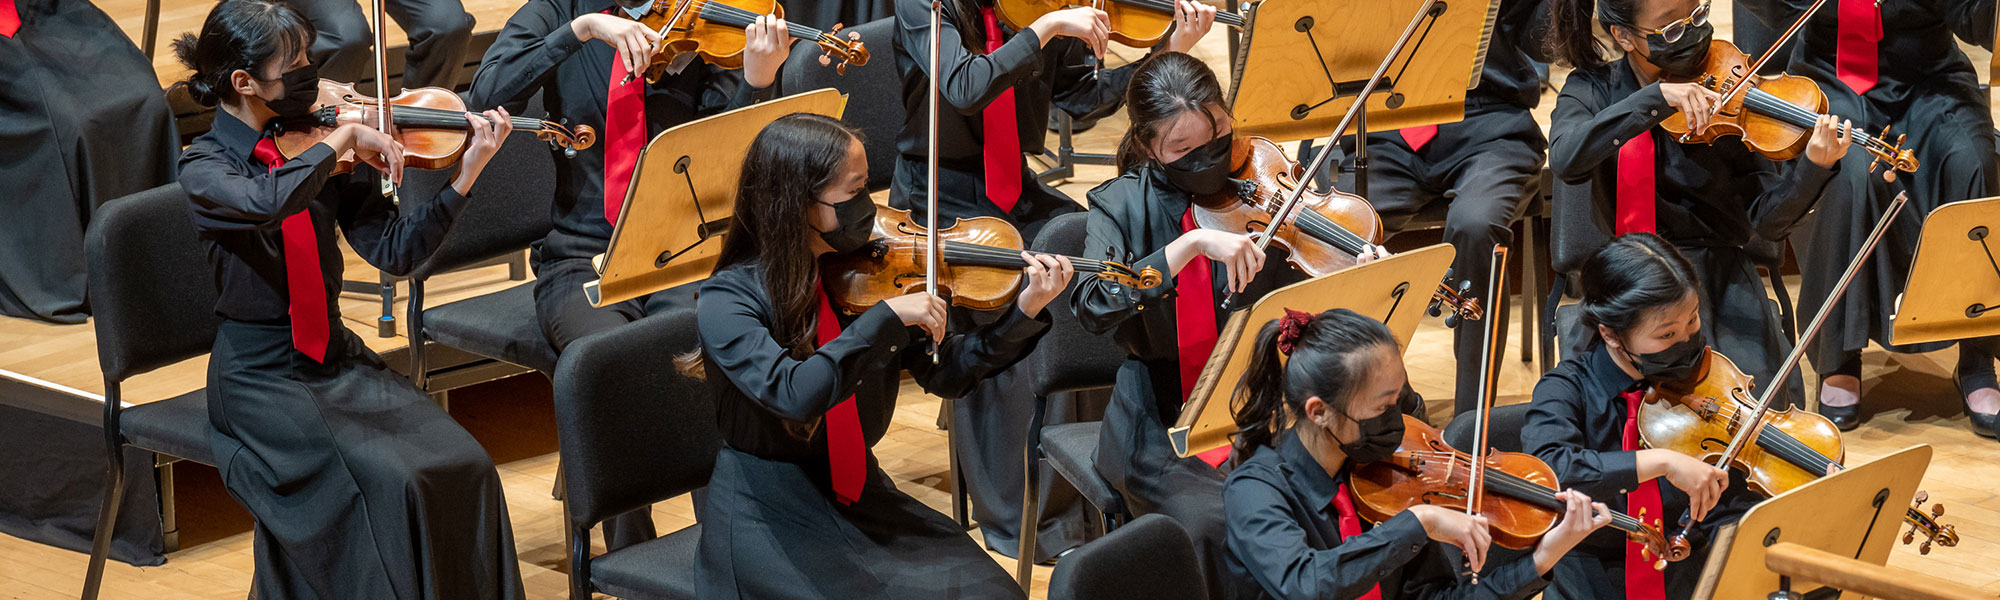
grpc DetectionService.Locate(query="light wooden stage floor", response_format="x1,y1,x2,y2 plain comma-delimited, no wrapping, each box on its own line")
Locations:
6,2,1996,598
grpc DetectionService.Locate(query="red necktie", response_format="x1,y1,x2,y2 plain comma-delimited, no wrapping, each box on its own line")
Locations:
0,0,21,38
1621,389,1668,600
1398,125,1438,152
1176,209,1230,467
1615,130,1657,235
252,138,331,363
1835,0,1881,95
815,285,867,505
1333,482,1386,600
603,41,646,225
979,7,1023,214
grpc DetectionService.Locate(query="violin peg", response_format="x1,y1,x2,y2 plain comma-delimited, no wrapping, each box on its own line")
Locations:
1444,315,1460,328
820,55,832,66
836,63,850,75
1914,490,1930,504
1458,280,1473,295
1933,503,1945,517
1904,529,1916,544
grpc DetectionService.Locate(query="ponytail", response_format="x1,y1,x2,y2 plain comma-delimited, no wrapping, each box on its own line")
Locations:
171,0,314,107
1230,308,1399,457
1231,318,1291,456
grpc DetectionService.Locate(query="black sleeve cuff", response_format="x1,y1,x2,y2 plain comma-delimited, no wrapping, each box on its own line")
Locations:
996,302,1054,343
546,21,586,61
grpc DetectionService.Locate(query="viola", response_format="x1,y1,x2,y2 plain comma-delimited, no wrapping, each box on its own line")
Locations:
820,205,1163,315
274,80,596,171
1660,40,1917,178
1195,136,1483,324
1350,414,1690,567
994,0,1245,48
1637,347,1957,553
625,0,868,84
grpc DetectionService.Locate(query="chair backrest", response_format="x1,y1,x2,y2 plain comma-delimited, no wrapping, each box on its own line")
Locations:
1027,213,1128,397
1047,514,1208,600
406,95,558,280
1442,402,1535,454
780,18,903,191
1547,177,1609,278
86,183,223,383
553,308,720,530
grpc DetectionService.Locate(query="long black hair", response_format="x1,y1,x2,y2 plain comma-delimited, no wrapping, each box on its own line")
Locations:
1576,233,1700,348
1232,308,1399,457
171,0,315,107
1546,0,1640,69
714,113,866,358
1115,51,1228,173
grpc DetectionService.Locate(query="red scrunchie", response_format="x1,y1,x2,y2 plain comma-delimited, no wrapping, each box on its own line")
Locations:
1276,308,1314,355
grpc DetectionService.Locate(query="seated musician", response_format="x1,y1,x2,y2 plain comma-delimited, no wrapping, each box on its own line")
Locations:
686,113,1072,598
1545,0,1852,411
1074,51,1408,600
1224,308,1608,600
172,0,524,596
1522,234,1767,599
466,0,791,548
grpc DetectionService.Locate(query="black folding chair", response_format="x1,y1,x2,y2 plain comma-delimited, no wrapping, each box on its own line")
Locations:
1045,514,1207,600
553,308,717,599
80,184,226,600
1015,212,1133,588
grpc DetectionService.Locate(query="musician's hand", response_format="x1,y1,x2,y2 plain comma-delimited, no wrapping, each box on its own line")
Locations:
452,108,514,196
1027,7,1109,60
1015,252,1074,319
1163,0,1218,54
885,291,948,344
1356,244,1391,264
1533,490,1614,574
573,13,663,80
336,123,406,186
1805,114,1855,169
1410,504,1492,574
1658,82,1722,132
1172,229,1266,294
743,14,792,89
1657,450,1730,522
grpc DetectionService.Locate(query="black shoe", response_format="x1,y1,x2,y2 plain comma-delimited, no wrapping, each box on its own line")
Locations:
1953,367,2000,439
1818,401,1860,431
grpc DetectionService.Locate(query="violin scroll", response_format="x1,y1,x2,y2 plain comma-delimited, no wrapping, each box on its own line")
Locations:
1628,509,1692,570
814,23,870,74
1428,271,1484,328
1097,261,1165,291
1866,126,1918,182
1902,491,1959,555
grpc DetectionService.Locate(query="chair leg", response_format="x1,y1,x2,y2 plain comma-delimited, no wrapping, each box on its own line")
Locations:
1015,395,1048,591
1542,273,1568,366
1520,217,1542,370
508,250,528,281
83,386,128,600
1769,268,1799,344
567,524,592,600
408,280,428,389
158,461,180,553
944,397,970,530
377,273,397,338
552,459,566,500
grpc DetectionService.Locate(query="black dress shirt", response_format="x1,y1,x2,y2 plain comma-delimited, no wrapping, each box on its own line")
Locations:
467,0,772,263
1775,0,1993,114
696,259,1048,465
1224,432,1548,600
1469,0,1554,112
1548,60,1837,248
179,110,468,324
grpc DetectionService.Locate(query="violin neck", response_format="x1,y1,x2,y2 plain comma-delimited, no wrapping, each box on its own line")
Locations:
1466,460,1650,534
1739,88,1887,151
1106,0,1246,27
358,105,552,133
693,1,825,40
940,241,1106,272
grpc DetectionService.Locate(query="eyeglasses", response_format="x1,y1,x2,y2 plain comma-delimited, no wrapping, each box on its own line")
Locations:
1637,2,1710,43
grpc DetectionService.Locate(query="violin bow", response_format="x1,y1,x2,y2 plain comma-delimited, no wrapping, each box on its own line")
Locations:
370,0,397,201
1664,192,1908,549
1683,0,1832,143
1221,0,1436,310
926,0,944,363
1460,244,1509,584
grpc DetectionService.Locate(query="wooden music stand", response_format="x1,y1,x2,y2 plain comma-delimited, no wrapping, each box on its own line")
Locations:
1889,197,2000,346
1691,444,1932,600
584,89,847,306
1170,244,1455,457
1226,0,1500,143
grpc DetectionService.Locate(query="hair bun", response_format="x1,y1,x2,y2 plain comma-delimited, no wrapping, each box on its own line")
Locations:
183,77,219,107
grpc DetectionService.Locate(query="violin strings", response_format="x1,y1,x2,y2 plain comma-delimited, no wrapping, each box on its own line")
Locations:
358,104,551,131
930,241,1111,271
691,0,827,40
1740,89,1889,153
1406,451,1647,532
1246,189,1374,255
1661,398,1839,475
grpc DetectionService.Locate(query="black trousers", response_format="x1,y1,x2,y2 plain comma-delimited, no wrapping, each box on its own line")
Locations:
533,254,697,549
1338,107,1548,416
284,0,474,89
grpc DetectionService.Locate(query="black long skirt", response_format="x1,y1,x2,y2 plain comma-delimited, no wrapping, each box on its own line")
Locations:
696,446,1023,599
205,320,524,599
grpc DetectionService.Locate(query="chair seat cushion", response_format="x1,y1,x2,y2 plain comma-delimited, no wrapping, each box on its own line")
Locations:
423,283,558,374
121,389,215,466
590,524,701,600
1041,422,1126,517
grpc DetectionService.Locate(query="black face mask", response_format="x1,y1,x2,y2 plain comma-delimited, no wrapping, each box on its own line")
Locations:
1642,22,1713,79
1156,133,1235,196
819,194,877,254
1330,408,1405,464
263,63,321,119
1624,328,1708,384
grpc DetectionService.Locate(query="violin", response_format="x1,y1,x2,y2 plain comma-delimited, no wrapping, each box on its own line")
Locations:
274,80,597,171
625,0,869,84
1351,414,1690,567
1659,40,1916,178
1195,136,1484,324
1636,347,1959,553
994,0,1245,47
820,205,1164,315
